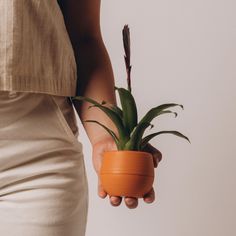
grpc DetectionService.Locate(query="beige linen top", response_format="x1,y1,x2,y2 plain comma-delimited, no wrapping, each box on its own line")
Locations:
0,0,77,97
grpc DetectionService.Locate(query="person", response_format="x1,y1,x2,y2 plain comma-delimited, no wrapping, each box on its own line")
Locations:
0,0,162,235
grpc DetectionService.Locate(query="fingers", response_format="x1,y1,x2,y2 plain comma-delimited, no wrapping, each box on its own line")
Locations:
124,197,138,209
109,196,122,206
109,196,138,208
102,191,156,207
98,176,156,207
143,187,155,204
97,178,107,198
109,192,155,208
97,177,136,208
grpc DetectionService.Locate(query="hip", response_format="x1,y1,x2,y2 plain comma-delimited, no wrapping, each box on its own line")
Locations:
0,90,88,227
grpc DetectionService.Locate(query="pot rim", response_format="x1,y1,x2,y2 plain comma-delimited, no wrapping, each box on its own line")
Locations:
104,150,152,155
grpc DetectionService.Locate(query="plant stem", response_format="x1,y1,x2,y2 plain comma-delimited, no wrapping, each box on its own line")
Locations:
127,64,132,93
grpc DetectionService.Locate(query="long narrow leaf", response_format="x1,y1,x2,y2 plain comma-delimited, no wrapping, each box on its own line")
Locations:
140,130,190,150
109,105,123,119
115,87,138,134
84,120,121,149
87,103,125,133
124,122,151,150
132,103,183,143
158,110,178,118
72,96,128,140
139,103,183,125
89,102,123,120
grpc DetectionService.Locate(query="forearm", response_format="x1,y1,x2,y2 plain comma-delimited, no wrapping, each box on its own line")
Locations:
72,38,119,145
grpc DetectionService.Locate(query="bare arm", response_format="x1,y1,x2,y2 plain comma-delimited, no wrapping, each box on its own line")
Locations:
59,0,118,145
58,0,159,209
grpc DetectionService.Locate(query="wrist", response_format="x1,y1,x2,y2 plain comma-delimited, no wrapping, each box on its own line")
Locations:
91,134,116,148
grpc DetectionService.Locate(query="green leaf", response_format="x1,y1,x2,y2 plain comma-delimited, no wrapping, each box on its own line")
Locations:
110,105,123,119
115,87,138,134
72,96,128,142
128,103,183,150
140,130,191,150
158,110,178,118
89,102,123,120
83,120,121,149
139,103,183,125
124,122,151,150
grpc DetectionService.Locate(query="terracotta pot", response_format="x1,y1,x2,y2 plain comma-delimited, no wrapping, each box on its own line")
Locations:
100,150,154,198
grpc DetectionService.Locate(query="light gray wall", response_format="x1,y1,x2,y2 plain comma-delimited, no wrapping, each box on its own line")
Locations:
76,0,236,235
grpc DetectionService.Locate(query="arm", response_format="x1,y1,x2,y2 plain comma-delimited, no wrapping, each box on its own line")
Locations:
59,0,160,208
59,0,118,145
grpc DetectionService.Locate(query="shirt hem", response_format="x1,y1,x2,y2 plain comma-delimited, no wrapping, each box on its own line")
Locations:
0,74,77,97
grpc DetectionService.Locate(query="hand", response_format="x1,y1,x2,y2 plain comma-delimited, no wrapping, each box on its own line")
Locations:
92,136,162,209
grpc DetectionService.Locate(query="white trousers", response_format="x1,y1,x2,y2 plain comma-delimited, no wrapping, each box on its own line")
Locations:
0,91,89,236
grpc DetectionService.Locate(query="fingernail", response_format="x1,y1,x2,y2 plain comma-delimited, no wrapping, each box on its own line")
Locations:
127,199,134,205
99,192,106,198
145,198,153,203
112,198,119,204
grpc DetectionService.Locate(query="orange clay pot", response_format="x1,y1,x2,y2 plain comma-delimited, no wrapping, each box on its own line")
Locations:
100,150,154,198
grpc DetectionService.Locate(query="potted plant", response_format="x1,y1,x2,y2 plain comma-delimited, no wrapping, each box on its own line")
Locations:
71,25,190,198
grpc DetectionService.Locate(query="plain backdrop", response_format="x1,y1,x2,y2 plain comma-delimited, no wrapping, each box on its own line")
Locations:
74,0,236,235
